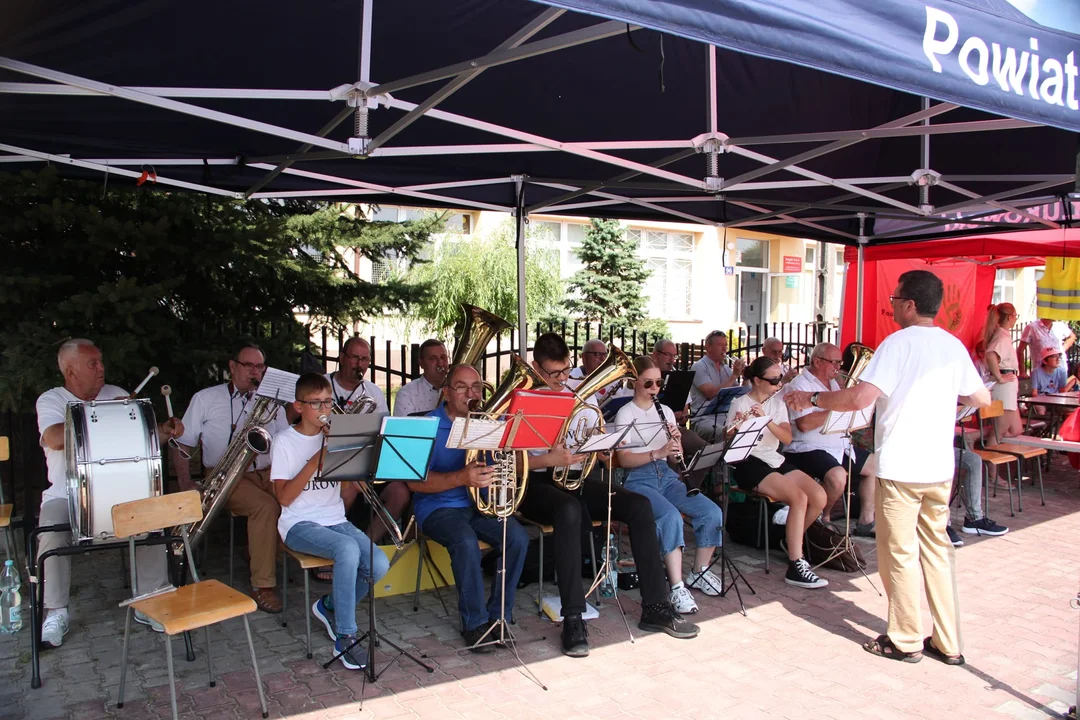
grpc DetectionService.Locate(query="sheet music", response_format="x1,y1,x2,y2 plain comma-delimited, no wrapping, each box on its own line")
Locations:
822,406,873,435
724,416,770,463
256,367,301,404
448,416,505,450
574,427,632,453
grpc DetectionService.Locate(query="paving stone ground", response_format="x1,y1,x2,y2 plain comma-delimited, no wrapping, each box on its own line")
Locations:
2,456,1079,719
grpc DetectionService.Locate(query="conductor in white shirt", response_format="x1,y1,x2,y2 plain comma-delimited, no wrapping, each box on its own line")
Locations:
787,270,991,665
393,339,448,417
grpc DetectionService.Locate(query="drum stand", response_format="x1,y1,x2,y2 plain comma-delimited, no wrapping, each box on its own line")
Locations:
584,451,635,643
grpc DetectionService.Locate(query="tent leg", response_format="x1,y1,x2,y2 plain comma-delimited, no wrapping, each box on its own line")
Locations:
855,213,867,343
514,175,528,360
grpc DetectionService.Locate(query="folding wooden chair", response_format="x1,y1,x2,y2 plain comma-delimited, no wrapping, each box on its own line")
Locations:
974,400,1047,511
0,437,18,568
113,491,268,720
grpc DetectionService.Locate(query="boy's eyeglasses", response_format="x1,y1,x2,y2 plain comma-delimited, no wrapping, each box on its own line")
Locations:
301,399,335,410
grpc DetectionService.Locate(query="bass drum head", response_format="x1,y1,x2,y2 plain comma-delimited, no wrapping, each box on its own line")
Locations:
65,398,162,543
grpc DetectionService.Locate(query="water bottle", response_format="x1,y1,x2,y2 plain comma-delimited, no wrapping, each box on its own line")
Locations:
0,560,22,634
600,534,619,598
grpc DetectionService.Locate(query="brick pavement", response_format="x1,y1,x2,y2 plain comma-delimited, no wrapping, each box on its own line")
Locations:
2,456,1079,719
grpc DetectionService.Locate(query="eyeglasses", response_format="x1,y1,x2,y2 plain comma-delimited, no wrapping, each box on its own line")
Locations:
889,295,912,304
656,349,677,359
344,352,371,362
301,399,335,410
234,361,267,372
641,378,665,390
540,364,572,380
450,382,485,395
815,357,843,366
582,351,606,357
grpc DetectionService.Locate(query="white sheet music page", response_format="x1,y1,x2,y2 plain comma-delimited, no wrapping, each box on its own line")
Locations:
724,416,771,463
256,367,301,404
822,406,873,435
448,416,504,450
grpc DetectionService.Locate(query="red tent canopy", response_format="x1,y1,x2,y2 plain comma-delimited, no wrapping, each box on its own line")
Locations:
843,229,1080,269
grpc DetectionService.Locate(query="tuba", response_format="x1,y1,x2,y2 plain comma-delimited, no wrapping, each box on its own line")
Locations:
175,394,281,547
838,342,875,388
452,304,513,368
552,343,636,491
464,353,547,517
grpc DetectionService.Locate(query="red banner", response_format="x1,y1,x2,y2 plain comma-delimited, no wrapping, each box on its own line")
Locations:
841,259,996,350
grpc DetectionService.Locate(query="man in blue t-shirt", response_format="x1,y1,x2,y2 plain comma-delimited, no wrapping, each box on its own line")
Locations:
415,364,528,652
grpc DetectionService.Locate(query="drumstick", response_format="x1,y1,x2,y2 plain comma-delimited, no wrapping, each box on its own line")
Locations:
160,385,174,418
133,366,159,396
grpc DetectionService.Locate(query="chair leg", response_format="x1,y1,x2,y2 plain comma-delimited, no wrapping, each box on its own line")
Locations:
588,533,600,608
1005,465,1015,517
117,608,133,708
204,626,215,687
1037,460,1045,506
242,615,270,719
1016,459,1024,512
228,515,235,588
759,498,769,575
303,568,313,659
413,540,425,612
536,530,545,615
280,551,288,628
164,635,179,720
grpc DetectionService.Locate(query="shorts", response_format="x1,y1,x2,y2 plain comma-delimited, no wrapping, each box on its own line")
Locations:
991,379,1018,411
785,448,870,482
731,456,799,491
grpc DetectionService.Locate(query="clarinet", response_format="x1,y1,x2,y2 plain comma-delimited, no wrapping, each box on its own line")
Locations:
654,398,700,496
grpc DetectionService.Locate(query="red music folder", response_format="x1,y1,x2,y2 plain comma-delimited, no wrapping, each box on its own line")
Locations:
500,390,576,450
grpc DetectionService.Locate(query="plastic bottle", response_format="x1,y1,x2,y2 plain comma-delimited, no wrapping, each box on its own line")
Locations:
599,533,619,598
0,560,22,634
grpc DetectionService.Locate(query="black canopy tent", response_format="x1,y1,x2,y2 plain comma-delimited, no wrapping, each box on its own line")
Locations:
2,0,1079,344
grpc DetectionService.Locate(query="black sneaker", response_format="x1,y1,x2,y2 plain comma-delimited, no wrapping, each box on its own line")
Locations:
560,614,590,658
334,636,367,670
962,517,1009,537
785,558,828,589
462,623,496,653
638,602,700,639
946,525,964,547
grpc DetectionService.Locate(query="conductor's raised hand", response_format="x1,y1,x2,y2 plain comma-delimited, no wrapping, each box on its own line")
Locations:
462,462,496,488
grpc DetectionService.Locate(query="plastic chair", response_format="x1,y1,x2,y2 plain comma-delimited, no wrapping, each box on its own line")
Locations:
113,491,268,720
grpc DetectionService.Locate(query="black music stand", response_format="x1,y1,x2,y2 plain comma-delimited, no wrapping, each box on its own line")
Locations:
690,386,750,441
318,417,437,687
817,406,881,595
657,371,694,414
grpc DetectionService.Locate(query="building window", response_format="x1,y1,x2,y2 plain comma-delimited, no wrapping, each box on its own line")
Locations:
993,268,1017,305
835,249,845,272
804,245,816,268
735,238,769,268
369,205,399,222
444,213,471,234
634,228,694,319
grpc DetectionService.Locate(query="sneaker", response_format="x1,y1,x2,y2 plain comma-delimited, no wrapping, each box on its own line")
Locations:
785,558,828,589
41,611,69,648
638,602,700,639
334,636,367,670
946,525,964,547
685,568,723,597
312,596,337,642
133,610,165,633
962,517,1009,537
669,584,698,614
560,614,589,658
462,623,496,654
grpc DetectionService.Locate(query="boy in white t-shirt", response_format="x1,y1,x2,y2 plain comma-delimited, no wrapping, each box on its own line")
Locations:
271,373,390,671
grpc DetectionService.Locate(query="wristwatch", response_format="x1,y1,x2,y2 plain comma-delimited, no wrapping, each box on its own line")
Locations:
810,392,821,407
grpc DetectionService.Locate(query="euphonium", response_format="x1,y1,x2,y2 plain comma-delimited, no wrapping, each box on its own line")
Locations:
838,342,875,388
552,343,636,491
174,394,281,547
465,353,547,517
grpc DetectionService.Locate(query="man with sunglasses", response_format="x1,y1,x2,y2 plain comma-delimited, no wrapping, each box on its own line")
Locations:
173,341,290,613
689,330,746,441
784,343,877,537
517,334,700,657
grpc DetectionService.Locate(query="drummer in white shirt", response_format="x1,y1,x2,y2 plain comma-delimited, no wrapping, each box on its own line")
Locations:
36,339,183,647
328,337,388,415
784,343,877,537
393,339,448,417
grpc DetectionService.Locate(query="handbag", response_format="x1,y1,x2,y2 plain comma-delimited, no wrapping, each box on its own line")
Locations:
804,520,867,572
1060,408,1080,470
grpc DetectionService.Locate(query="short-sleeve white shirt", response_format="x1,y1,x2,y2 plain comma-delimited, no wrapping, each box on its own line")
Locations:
36,384,129,505
858,325,984,483
784,369,849,461
176,383,289,470
613,399,676,455
270,425,346,539
393,376,441,417
326,373,389,415
727,392,789,468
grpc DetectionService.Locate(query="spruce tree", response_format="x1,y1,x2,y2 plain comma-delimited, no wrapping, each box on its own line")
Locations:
564,218,650,324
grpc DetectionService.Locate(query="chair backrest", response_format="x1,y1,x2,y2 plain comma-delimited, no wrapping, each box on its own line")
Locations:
978,400,1004,420
112,490,202,538
0,436,8,462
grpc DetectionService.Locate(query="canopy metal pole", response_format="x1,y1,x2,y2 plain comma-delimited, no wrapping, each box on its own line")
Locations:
706,45,719,183
514,175,529,360
920,97,931,211
855,213,867,343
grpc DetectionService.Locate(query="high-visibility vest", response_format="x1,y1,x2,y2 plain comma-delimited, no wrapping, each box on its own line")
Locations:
1036,257,1080,321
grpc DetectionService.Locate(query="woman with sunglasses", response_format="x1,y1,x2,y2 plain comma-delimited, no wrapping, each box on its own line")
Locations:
727,357,828,589
614,357,725,615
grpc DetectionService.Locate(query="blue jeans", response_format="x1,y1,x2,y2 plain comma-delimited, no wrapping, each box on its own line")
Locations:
954,447,984,521
420,506,528,633
285,521,391,637
625,460,724,556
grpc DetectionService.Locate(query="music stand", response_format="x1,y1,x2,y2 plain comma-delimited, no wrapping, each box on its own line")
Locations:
690,386,750,441
818,406,881,595
319,416,437,686
657,371,694,414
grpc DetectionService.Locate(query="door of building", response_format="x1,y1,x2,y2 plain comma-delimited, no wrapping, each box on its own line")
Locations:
739,270,766,348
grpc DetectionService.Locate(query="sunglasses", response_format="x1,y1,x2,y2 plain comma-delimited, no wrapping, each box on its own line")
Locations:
641,378,665,389
759,376,782,386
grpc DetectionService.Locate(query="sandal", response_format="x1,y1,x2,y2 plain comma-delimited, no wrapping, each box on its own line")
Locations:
252,587,283,614
863,634,922,663
313,569,333,583
923,637,965,666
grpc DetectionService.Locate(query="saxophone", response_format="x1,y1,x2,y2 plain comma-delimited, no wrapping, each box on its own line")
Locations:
174,394,281,547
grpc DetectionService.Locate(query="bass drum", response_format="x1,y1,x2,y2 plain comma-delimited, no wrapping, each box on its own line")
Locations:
65,398,162,543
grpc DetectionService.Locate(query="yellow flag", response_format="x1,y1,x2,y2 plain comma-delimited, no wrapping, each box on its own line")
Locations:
1037,257,1080,321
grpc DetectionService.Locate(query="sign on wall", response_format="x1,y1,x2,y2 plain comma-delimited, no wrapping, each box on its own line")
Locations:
782,256,803,273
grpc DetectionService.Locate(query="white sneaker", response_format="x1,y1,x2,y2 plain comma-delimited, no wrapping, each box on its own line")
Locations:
41,611,69,648
134,610,165,633
686,568,723,597
669,585,698,614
